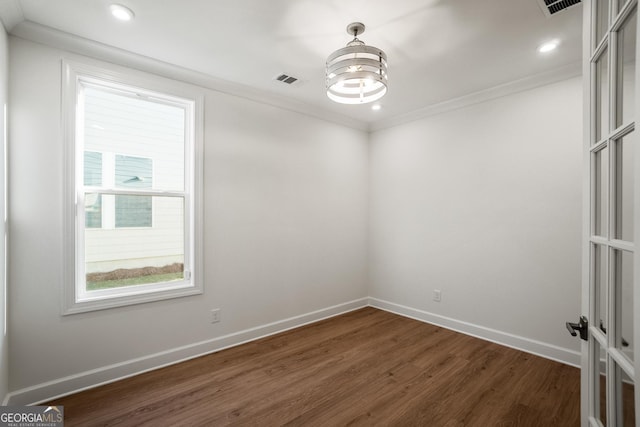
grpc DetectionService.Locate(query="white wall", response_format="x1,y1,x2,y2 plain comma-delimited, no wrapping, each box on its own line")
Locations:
7,37,368,400
369,77,583,358
6,33,584,403
0,23,8,405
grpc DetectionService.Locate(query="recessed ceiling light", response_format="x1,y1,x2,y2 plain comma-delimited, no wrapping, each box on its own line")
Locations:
110,4,134,21
538,40,559,53
372,104,382,111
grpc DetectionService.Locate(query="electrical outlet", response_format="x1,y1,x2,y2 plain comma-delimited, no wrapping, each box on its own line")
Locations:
210,308,221,323
433,290,442,302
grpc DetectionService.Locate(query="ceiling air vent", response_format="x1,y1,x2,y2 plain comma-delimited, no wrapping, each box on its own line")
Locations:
275,73,299,85
536,0,581,17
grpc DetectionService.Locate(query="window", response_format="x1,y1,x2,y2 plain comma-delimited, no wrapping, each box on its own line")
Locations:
63,60,203,314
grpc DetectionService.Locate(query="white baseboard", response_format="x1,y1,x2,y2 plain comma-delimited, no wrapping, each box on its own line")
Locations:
368,297,580,367
5,296,580,405
4,298,368,406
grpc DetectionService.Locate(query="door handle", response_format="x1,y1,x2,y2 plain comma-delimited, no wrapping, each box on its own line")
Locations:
566,316,589,341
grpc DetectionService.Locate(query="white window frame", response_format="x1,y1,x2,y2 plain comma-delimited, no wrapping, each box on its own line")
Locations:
62,59,204,315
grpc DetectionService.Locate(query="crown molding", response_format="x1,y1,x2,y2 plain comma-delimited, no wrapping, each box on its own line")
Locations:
10,21,369,131
369,61,582,132
9,21,582,134
0,0,24,32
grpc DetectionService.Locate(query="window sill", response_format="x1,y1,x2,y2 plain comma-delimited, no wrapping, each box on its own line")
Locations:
63,282,203,315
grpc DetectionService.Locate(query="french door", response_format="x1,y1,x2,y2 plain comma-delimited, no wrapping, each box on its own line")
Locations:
582,0,639,425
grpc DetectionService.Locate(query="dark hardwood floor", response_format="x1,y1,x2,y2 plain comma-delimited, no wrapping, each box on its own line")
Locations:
47,307,581,426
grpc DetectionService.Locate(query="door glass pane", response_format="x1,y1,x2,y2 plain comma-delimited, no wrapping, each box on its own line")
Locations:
595,244,608,334
595,147,609,236
597,341,607,424
617,8,637,127
614,249,634,361
614,134,634,241
597,0,611,44
622,374,635,427
597,48,610,142
600,375,607,426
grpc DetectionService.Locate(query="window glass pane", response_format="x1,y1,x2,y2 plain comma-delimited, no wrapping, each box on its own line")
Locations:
614,133,634,241
615,249,634,362
597,0,611,44
597,48,610,142
85,195,184,291
617,8,636,127
83,86,185,191
595,147,609,236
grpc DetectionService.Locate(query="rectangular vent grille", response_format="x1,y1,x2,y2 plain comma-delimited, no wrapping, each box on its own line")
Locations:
537,0,581,16
275,74,298,85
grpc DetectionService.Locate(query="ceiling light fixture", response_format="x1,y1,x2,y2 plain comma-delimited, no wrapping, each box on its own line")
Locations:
110,4,135,21
372,104,381,111
326,22,388,105
537,40,559,53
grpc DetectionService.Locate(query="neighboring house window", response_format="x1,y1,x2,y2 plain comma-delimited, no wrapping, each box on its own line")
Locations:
84,151,102,228
84,152,154,229
63,60,203,314
115,155,153,228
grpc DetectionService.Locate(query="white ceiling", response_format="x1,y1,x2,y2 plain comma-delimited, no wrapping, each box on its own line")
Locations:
0,0,583,127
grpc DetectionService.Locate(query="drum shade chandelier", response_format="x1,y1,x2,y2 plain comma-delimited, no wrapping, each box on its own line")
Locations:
326,22,388,104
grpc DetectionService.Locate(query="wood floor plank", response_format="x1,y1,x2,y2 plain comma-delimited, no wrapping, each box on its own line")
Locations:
47,307,582,426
